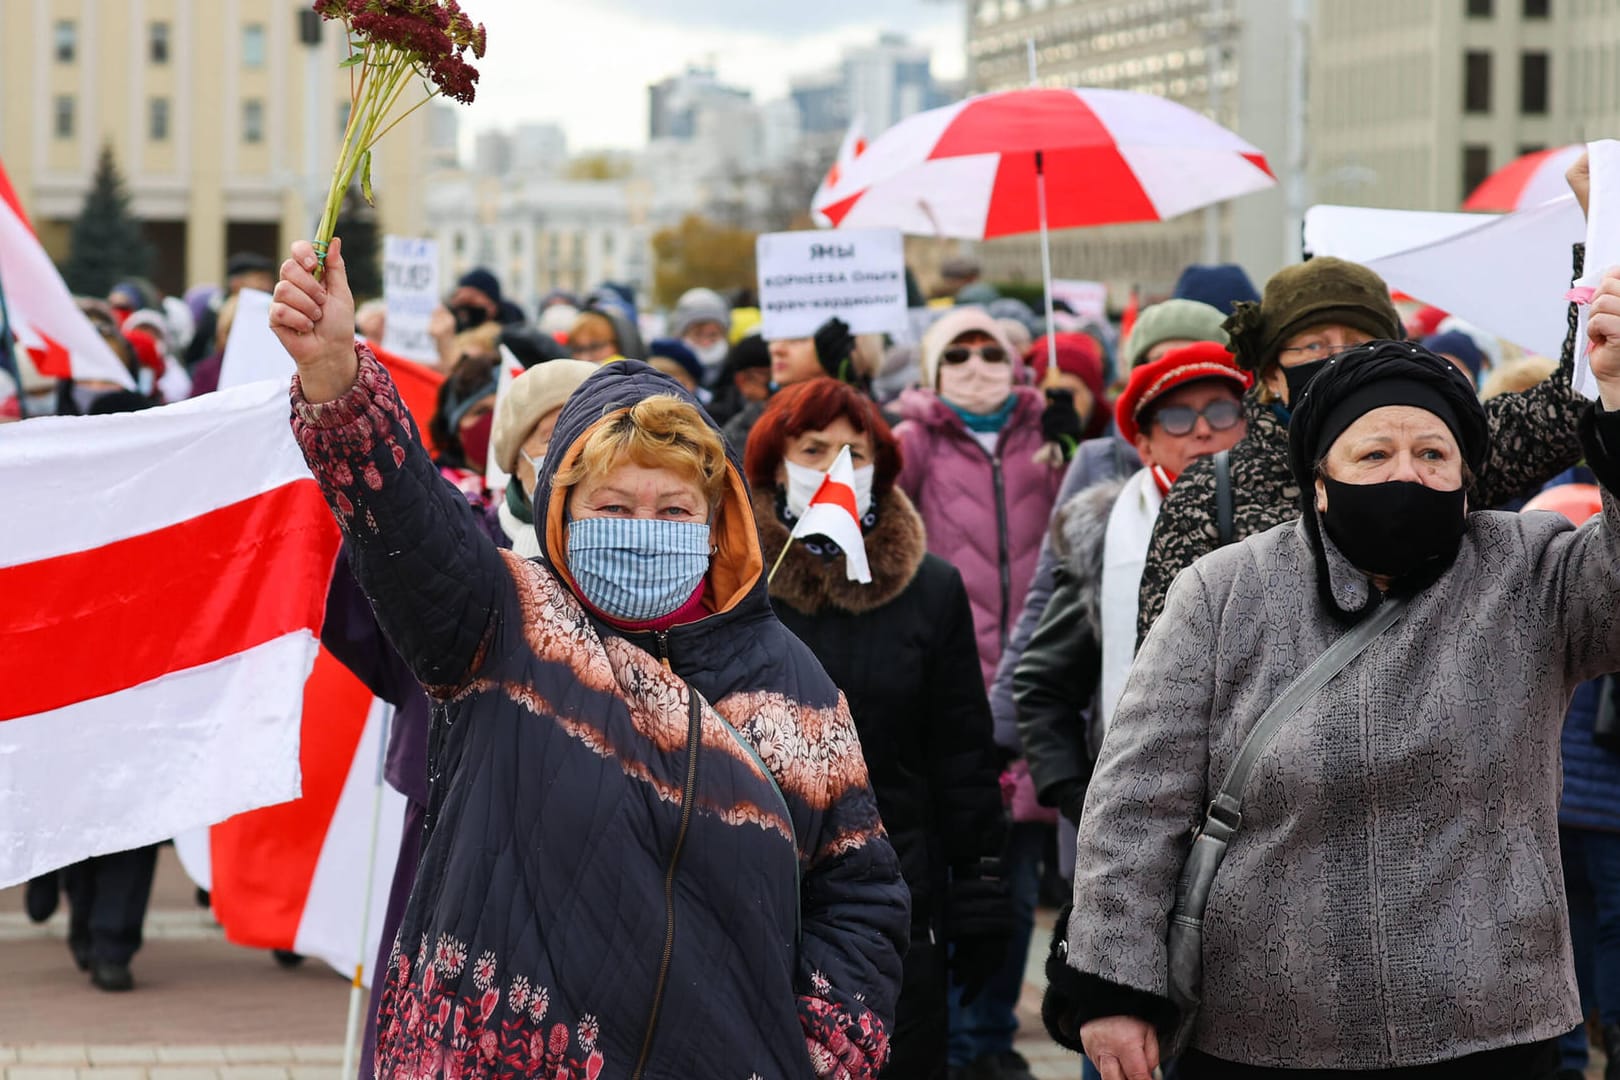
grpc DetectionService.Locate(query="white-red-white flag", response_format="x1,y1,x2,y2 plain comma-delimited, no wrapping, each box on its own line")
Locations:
0,380,341,887
811,116,869,228
790,445,871,583
0,156,134,388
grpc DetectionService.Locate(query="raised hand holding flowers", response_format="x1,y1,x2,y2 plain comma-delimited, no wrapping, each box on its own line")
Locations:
311,0,485,277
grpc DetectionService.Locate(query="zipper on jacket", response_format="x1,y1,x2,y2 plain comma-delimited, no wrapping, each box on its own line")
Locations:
630,685,702,1080
653,630,671,671
991,454,1011,649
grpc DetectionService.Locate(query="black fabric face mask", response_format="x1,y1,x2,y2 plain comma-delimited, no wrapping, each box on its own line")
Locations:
452,304,489,332
1320,476,1467,578
1281,357,1330,407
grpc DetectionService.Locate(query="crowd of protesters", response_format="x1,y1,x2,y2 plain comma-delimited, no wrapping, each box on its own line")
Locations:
10,147,1620,1080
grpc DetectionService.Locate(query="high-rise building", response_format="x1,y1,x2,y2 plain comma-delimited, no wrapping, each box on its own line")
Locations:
966,0,1303,298
426,103,461,170
1310,0,1620,211
473,130,513,179
844,33,941,133
791,70,850,136
510,122,569,176
0,0,432,294
647,66,752,142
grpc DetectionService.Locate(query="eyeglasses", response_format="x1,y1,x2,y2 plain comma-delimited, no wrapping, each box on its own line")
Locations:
940,344,1009,366
1150,398,1243,436
1277,341,1367,361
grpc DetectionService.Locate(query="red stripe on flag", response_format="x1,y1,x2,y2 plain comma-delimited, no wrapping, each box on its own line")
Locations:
0,156,35,236
209,646,374,951
810,476,859,521
0,481,341,721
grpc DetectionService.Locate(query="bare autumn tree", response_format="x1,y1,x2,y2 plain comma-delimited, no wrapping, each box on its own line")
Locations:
651,214,757,306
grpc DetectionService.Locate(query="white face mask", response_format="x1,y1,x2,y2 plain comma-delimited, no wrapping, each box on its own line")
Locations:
937,355,1014,415
784,458,874,520
691,339,730,371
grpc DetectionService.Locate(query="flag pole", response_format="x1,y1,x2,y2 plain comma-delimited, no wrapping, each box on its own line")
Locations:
340,703,393,1080
1027,38,1059,381
767,537,794,586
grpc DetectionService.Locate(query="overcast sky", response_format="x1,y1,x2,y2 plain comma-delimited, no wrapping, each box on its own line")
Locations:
455,0,968,151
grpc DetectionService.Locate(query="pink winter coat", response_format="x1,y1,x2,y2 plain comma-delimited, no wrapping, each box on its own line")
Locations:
894,385,1065,691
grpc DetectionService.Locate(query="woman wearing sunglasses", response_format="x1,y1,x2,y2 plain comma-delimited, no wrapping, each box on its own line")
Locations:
1013,343,1250,912
894,307,1068,1079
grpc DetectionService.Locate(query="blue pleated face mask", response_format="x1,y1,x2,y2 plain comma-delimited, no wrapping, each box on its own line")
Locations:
566,517,712,622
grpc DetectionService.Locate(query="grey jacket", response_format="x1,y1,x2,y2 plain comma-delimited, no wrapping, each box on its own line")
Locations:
1068,447,1620,1068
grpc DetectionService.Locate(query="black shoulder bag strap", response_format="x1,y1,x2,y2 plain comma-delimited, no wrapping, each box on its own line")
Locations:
1213,449,1234,546
1164,594,1410,1056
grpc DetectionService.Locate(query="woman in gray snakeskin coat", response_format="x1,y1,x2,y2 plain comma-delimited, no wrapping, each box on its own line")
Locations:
1046,281,1620,1080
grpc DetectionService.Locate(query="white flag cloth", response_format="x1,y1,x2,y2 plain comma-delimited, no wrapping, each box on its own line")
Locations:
811,116,869,227
0,159,133,388
789,445,872,583
1304,197,1585,365
0,380,340,887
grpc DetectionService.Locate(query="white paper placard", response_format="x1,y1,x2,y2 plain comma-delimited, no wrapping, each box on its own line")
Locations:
1051,279,1108,325
757,228,909,340
1573,140,1620,401
381,235,441,363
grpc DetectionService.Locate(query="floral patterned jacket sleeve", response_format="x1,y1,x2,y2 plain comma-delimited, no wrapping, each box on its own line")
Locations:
290,344,509,696
1471,242,1588,508
793,694,910,1080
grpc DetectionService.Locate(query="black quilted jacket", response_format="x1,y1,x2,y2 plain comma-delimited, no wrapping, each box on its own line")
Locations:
291,351,908,1080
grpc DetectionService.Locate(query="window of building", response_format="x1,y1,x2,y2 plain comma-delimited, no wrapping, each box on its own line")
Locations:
1519,143,1546,157
150,22,170,64
54,96,75,138
1521,51,1549,114
54,20,76,63
149,98,170,141
243,24,266,68
1523,0,1549,16
1466,0,1492,15
1462,145,1491,201
243,99,264,144
1464,50,1492,112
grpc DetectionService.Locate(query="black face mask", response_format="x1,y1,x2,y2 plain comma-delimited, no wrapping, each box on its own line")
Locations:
1320,476,1466,578
1281,357,1330,407
452,304,489,332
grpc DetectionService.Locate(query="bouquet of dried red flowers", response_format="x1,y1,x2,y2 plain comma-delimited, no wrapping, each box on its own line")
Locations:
310,0,486,273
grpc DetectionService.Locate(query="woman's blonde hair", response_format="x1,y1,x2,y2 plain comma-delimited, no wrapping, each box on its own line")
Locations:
452,322,501,360
569,311,619,349
554,395,729,511
1480,354,1557,400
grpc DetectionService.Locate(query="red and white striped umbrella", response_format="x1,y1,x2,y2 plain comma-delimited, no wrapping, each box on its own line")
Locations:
812,87,1276,239
1462,144,1584,211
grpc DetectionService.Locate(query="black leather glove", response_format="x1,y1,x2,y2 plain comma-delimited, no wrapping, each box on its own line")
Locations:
1040,387,1083,459
813,317,856,381
945,862,1017,1005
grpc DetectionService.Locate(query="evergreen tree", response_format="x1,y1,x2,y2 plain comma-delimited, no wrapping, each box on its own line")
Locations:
63,144,154,298
334,188,381,300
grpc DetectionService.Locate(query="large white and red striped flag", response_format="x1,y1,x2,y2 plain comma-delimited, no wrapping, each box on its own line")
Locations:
0,379,341,887
0,156,134,388
811,115,868,228
790,445,871,583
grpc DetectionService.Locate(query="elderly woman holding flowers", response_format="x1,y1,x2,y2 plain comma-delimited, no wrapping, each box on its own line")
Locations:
270,235,907,1080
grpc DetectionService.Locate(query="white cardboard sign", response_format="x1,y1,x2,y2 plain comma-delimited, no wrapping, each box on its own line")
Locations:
1051,279,1108,325
757,228,909,340
1573,140,1620,401
381,235,441,363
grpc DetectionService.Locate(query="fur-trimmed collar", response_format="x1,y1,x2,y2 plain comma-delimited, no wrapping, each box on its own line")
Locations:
753,487,929,616
1051,477,1128,639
